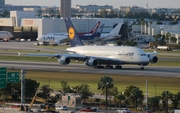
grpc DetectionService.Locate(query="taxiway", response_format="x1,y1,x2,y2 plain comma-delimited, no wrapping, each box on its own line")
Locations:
0,60,180,78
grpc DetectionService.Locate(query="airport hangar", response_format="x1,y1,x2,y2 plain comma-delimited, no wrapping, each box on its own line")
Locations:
0,11,128,41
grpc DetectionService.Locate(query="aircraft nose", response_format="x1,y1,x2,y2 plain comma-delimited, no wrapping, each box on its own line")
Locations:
36,38,39,41
10,34,13,38
36,37,41,41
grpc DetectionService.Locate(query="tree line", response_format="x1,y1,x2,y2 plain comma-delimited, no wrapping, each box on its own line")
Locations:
0,76,180,112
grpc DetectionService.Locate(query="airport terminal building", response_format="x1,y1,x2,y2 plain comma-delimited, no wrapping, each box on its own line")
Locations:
0,11,126,41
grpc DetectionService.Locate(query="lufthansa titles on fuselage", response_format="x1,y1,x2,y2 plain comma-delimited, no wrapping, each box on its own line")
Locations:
118,51,134,56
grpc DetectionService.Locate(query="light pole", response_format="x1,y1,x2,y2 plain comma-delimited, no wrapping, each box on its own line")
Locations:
105,82,109,113
49,79,50,87
146,80,148,110
21,69,26,106
155,84,156,96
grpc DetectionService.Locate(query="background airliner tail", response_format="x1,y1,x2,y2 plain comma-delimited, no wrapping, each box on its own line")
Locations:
108,23,122,35
64,18,83,47
91,24,104,37
89,21,101,34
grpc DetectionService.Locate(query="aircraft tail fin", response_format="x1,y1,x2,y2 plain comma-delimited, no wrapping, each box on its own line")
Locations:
91,24,104,37
108,23,122,35
89,21,101,34
64,18,83,47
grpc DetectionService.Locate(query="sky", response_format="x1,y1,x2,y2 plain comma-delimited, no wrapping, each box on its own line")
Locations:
5,0,180,8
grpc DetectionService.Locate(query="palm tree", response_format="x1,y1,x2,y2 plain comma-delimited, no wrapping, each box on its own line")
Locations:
109,86,119,106
148,96,160,111
129,88,144,111
171,91,180,108
98,76,114,108
60,80,70,96
115,93,125,107
76,84,93,103
161,91,173,113
37,84,53,100
124,85,144,110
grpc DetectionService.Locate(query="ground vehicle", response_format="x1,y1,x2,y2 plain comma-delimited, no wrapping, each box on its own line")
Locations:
116,108,131,113
79,107,96,112
172,110,180,113
157,46,171,51
29,95,55,112
140,110,153,113
149,42,154,47
55,105,68,111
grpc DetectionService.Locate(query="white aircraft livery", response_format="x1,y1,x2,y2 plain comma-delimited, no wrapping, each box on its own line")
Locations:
0,31,13,40
99,23,122,41
36,34,67,45
19,18,158,70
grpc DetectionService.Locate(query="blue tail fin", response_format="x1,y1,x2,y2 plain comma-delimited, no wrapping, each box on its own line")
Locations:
64,18,83,47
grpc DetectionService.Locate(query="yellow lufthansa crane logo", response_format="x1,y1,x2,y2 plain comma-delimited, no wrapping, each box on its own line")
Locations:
68,27,75,40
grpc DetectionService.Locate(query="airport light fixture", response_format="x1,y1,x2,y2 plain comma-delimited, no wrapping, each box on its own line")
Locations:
105,82,109,113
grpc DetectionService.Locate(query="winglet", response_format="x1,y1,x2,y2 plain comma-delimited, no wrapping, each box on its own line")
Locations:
18,52,21,56
154,50,158,54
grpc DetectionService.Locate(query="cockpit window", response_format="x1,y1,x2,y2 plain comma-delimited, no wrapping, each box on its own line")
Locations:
140,54,146,56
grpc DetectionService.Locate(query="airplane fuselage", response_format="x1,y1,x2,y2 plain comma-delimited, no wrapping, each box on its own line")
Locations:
0,31,13,39
37,35,67,44
67,46,149,65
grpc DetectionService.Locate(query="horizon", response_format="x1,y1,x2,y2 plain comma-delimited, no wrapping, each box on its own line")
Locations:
5,0,180,9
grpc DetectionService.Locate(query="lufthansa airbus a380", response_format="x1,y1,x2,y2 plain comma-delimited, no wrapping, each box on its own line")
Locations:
19,18,158,70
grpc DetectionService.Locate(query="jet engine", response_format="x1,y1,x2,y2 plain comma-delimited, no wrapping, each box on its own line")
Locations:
85,58,98,66
149,55,158,63
55,40,60,44
58,56,70,65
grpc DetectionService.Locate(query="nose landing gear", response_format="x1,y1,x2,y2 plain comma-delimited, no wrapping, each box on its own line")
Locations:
140,65,144,70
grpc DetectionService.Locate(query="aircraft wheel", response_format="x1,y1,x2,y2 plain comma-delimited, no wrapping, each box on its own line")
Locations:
140,67,144,70
116,66,122,69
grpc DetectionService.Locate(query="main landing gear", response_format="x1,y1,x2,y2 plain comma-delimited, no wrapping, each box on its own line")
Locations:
94,65,122,69
140,65,144,70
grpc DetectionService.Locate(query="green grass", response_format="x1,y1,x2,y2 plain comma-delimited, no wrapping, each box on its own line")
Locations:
9,70,180,96
144,49,180,54
149,60,180,66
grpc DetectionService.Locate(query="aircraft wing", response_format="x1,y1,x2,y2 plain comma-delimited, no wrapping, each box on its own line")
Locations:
145,50,159,55
18,52,86,59
18,52,124,64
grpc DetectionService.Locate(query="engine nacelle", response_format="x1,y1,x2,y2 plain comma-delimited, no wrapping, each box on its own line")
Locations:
58,56,70,65
149,56,158,63
55,40,60,44
85,58,98,66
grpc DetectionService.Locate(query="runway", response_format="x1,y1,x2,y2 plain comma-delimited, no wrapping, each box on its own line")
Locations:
0,60,180,78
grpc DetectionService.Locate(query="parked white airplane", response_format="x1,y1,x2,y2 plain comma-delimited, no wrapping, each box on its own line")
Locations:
36,34,68,45
98,23,122,41
0,31,13,41
19,18,158,70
